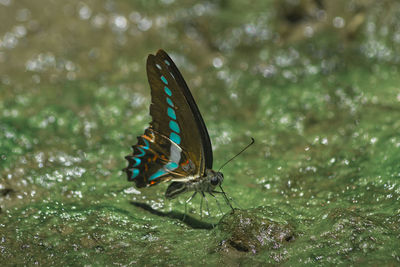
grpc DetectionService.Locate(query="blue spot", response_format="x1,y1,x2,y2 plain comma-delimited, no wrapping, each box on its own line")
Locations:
132,157,141,167
156,64,161,70
167,107,176,120
165,162,179,171
170,132,181,144
164,86,172,96
164,60,170,66
166,97,174,107
169,120,180,133
136,147,145,157
149,169,167,181
131,168,139,179
142,139,149,150
161,76,168,85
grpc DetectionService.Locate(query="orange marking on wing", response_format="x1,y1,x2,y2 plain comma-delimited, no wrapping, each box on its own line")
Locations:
145,164,148,172
181,159,189,166
153,155,158,161
142,135,152,142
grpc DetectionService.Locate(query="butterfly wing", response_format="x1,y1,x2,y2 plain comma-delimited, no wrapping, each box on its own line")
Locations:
124,50,213,188
153,50,213,169
125,128,192,187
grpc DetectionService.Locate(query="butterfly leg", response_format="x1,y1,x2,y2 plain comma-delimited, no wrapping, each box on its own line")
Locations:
218,186,235,212
183,192,197,221
213,190,241,210
199,193,204,219
202,193,216,227
201,191,212,218
209,192,223,215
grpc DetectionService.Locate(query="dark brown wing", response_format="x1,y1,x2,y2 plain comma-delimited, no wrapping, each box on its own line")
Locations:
124,128,193,187
154,50,213,169
124,50,213,187
147,50,213,175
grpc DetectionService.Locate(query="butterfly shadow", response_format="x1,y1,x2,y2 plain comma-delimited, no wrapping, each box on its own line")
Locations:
130,201,214,230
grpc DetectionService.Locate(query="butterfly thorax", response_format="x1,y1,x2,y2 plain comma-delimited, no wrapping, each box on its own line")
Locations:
165,169,224,199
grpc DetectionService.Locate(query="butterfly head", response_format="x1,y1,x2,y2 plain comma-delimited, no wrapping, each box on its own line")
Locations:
207,169,234,211
207,169,224,188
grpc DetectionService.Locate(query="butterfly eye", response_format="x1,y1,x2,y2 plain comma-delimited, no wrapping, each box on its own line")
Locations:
210,176,219,186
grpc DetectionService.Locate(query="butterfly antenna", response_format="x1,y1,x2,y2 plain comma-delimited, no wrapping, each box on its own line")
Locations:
217,137,255,172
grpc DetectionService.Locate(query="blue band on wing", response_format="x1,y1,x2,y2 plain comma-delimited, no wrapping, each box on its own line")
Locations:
161,76,168,85
169,132,181,144
136,147,145,157
164,86,172,96
165,162,179,171
141,139,150,150
166,97,174,107
167,107,176,120
132,157,141,167
149,169,168,181
131,168,140,179
149,162,179,181
169,120,180,133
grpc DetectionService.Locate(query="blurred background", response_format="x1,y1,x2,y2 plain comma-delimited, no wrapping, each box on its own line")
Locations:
1,0,399,265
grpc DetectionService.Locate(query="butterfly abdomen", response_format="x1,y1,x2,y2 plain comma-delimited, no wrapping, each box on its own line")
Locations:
165,169,224,199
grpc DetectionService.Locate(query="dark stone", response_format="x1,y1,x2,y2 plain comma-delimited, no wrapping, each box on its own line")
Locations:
217,206,296,254
0,188,14,196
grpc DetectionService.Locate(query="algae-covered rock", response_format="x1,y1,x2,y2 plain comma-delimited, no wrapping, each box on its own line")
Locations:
217,206,295,254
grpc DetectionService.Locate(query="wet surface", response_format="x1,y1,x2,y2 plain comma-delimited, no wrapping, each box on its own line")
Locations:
1,0,400,265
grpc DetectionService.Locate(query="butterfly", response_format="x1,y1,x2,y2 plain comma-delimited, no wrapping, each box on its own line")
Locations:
124,49,232,209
